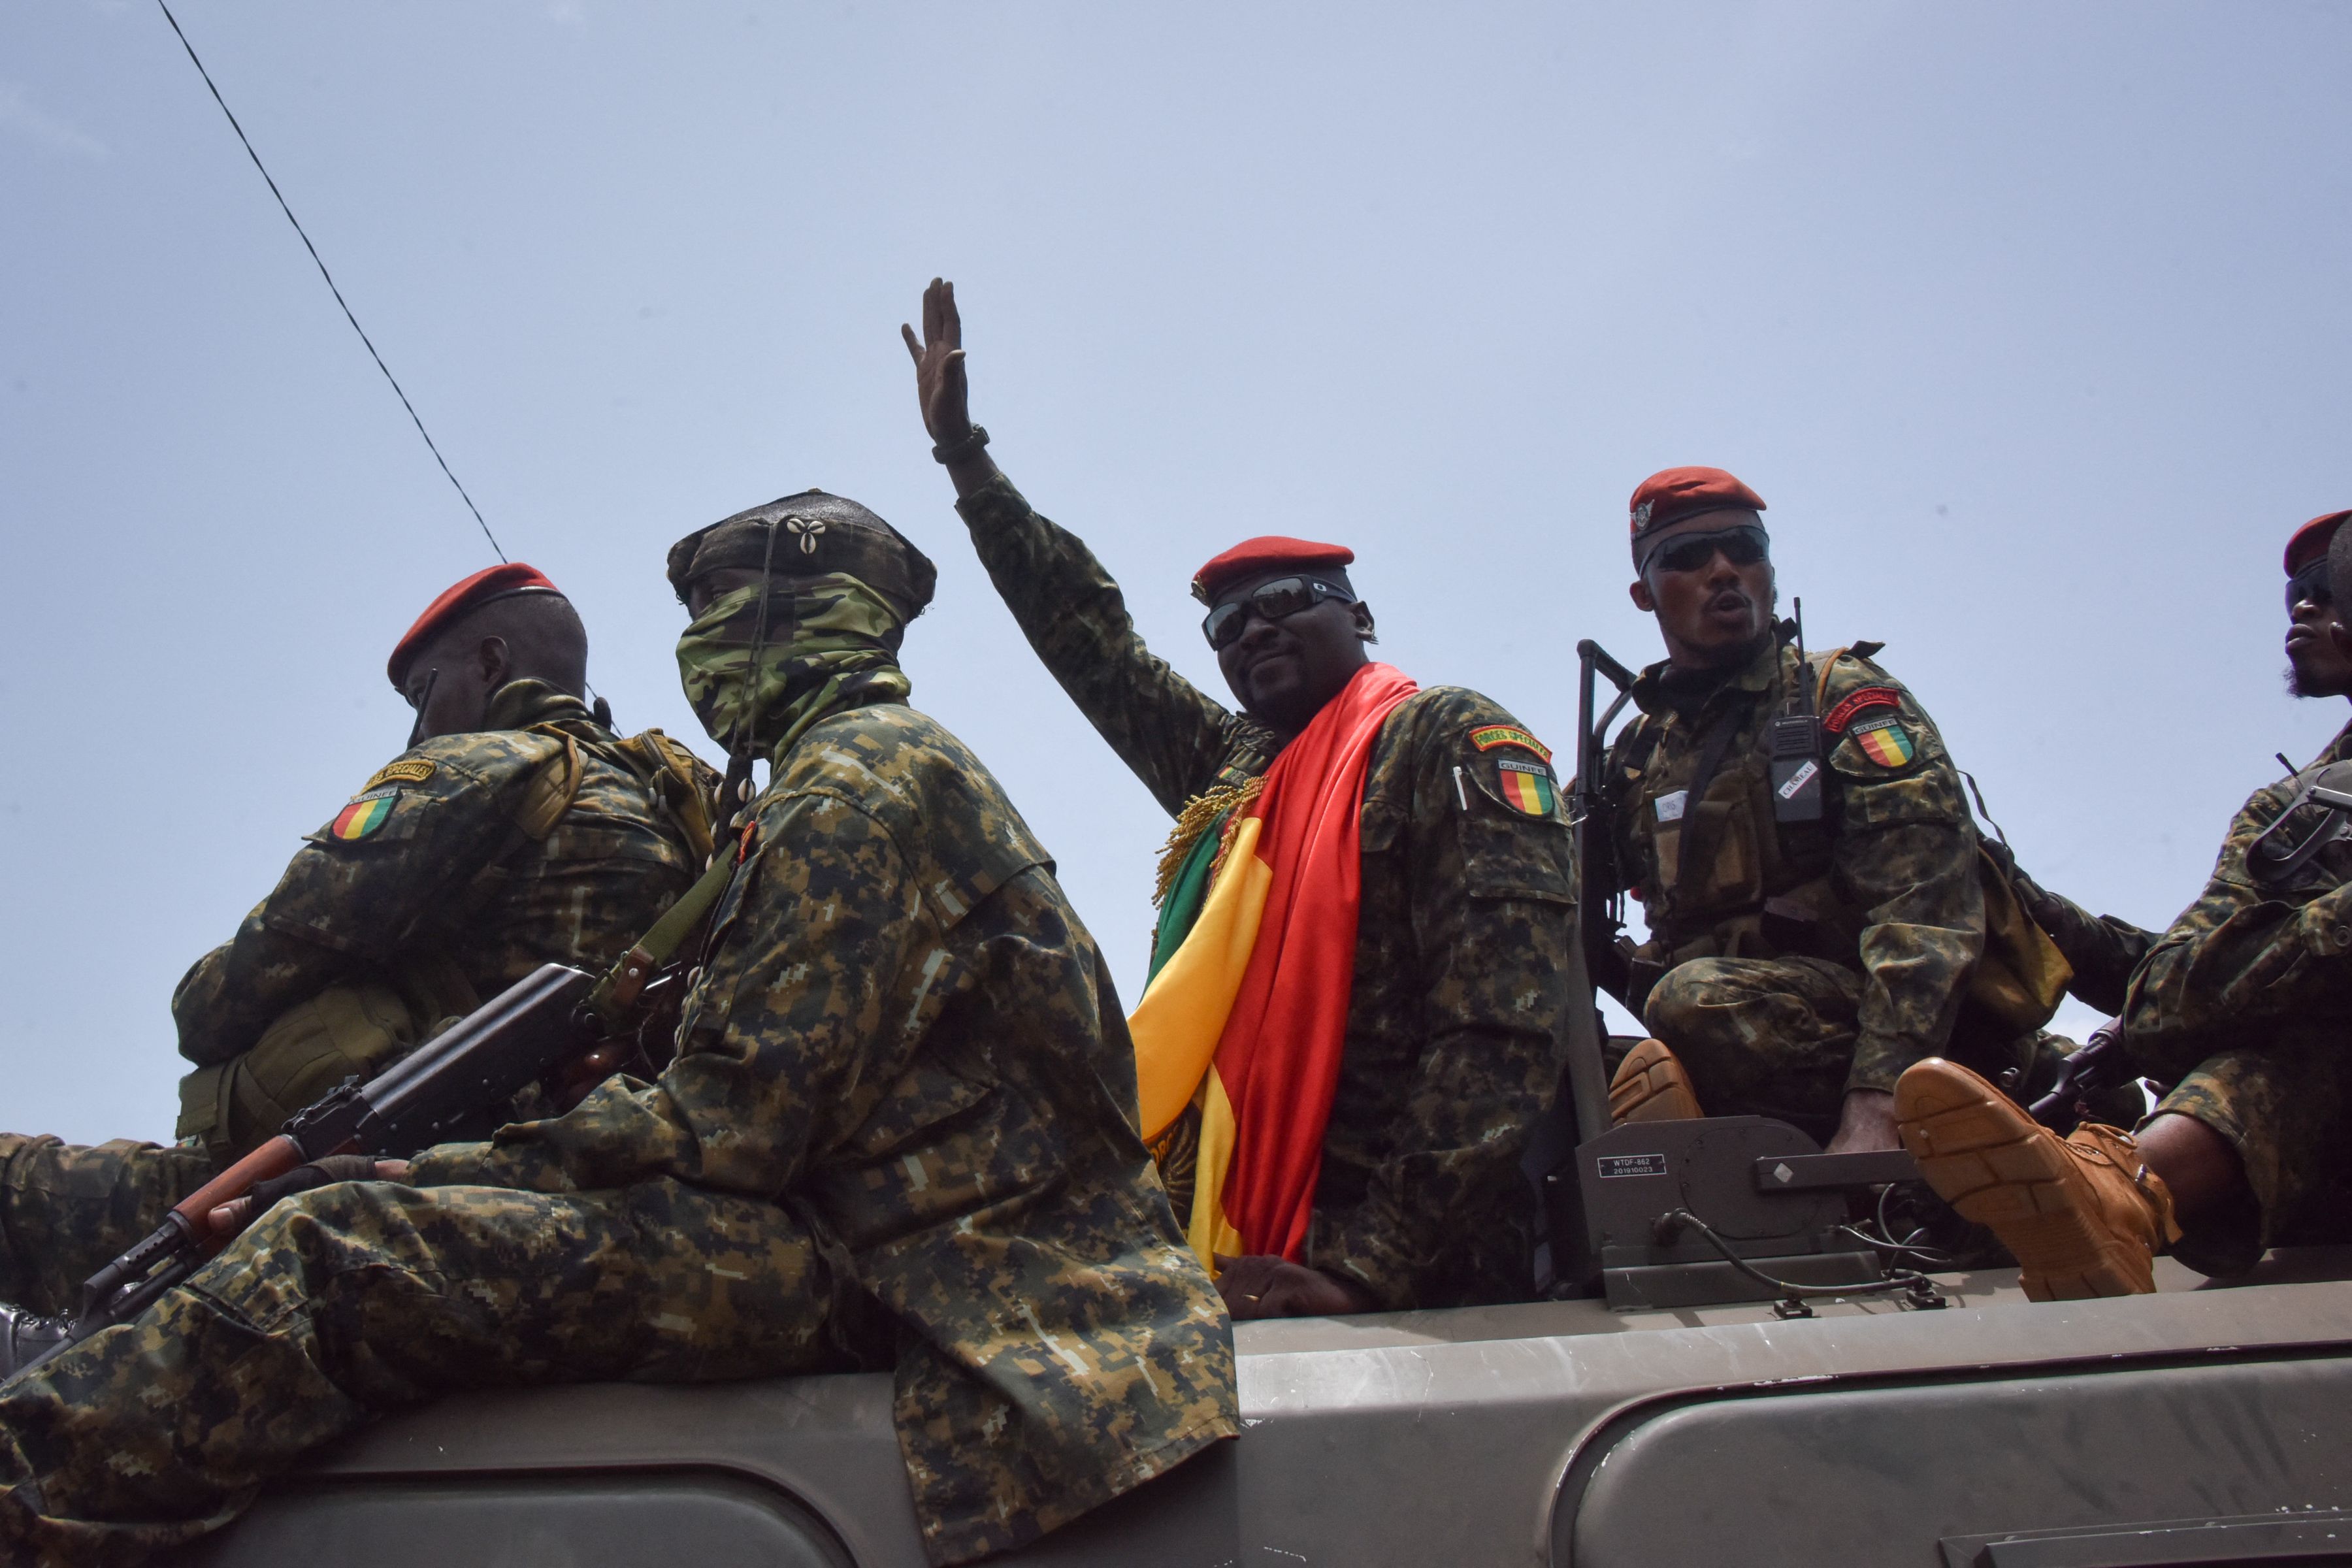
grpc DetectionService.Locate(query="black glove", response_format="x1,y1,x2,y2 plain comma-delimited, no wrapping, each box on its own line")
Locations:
245,1154,387,1213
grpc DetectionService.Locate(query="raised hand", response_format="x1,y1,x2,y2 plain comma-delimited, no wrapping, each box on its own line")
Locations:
901,277,972,447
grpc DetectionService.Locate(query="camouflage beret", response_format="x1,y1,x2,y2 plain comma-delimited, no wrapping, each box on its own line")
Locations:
666,489,938,618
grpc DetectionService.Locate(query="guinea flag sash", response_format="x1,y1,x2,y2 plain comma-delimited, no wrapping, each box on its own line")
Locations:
1130,661,1418,1273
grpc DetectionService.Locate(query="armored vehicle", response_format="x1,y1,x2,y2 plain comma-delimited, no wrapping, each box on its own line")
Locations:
173,1245,2352,1567
164,636,2352,1567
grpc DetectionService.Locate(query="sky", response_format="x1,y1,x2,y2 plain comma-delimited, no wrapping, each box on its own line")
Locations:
5,1,2349,1146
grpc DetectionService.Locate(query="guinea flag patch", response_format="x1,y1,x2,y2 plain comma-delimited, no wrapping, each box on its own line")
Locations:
1850,713,1916,767
1495,757,1557,815
331,788,399,841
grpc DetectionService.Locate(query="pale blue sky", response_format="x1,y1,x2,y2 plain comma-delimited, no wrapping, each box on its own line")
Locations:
5,2,2348,1144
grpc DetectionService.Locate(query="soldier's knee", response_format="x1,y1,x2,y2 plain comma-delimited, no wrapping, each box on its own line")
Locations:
1642,959,1744,1041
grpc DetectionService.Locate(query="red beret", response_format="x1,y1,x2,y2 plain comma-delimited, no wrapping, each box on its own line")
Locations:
1629,466,1768,540
387,563,563,689
1191,536,1355,605
2283,510,2352,576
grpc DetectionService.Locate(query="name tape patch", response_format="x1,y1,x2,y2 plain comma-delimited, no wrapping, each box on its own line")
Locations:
363,758,437,792
1596,1153,1669,1179
1821,686,1903,735
1469,724,1553,762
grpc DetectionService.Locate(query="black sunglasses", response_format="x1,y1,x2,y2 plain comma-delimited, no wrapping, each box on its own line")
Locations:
1642,523,1771,577
2288,558,2334,612
1202,576,1356,651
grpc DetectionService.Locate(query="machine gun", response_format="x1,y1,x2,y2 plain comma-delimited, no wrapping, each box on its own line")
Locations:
2028,1022,2133,1135
1572,638,1640,1009
12,963,600,1380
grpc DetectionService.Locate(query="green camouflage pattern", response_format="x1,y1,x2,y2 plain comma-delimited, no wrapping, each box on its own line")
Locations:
0,1138,216,1317
1643,956,2040,1144
2152,1045,2350,1273
0,685,710,1316
2001,860,2154,1018
956,472,1578,1309
0,697,1235,1566
171,683,710,1068
1603,639,1985,1102
2119,720,2352,1266
673,574,913,760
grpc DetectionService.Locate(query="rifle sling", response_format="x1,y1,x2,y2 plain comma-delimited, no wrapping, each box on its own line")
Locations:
586,852,738,1024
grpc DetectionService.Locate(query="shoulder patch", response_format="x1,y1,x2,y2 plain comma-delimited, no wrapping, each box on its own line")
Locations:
1470,724,1553,762
363,758,437,791
329,788,399,841
1821,685,1904,736
1848,712,1916,766
1494,756,1558,815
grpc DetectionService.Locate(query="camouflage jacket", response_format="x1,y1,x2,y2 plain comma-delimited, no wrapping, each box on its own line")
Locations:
410,700,1237,1565
955,472,1578,1310
172,683,711,1066
2121,718,2352,1084
1602,638,1983,1093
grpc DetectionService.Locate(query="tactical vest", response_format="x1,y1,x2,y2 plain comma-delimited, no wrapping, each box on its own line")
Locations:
1615,648,1855,969
1613,646,2069,1039
175,723,716,1164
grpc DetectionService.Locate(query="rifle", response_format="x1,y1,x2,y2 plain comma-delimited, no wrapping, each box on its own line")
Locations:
8,963,599,1379
2028,1022,2131,1135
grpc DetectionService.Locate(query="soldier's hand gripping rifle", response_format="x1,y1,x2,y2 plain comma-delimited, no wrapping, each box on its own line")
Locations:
2029,1021,2131,1135
11,853,740,1382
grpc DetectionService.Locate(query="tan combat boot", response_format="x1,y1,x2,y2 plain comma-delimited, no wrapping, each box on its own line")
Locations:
1894,1057,2180,1300
1609,1039,1705,1124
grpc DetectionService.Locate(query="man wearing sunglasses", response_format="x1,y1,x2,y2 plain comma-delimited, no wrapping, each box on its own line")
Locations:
0,566,716,1360
1893,509,2352,1298
1598,466,2005,1158
905,279,1576,1318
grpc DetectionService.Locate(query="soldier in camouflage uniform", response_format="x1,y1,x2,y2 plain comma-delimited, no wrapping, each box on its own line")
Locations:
0,566,713,1330
0,495,1237,1567
904,279,1577,1317
1595,466,2027,1156
1897,508,2352,1296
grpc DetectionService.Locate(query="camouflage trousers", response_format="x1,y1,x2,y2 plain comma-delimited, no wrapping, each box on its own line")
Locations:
1644,956,2033,1142
0,1135,218,1316
0,1175,854,1567
2151,1043,2351,1277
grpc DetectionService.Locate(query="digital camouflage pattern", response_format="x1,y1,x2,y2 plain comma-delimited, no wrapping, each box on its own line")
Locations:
0,682,711,1317
172,681,710,1066
0,696,1239,1567
0,1139,216,1318
2120,719,2352,1266
1604,639,1990,1110
956,472,1578,1309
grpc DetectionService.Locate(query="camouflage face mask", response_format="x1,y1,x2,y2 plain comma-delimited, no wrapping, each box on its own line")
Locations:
674,574,912,763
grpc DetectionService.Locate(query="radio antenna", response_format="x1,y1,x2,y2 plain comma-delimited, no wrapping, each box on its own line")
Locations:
155,0,506,563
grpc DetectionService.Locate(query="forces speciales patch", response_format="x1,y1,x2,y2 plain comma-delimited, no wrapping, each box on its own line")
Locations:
1495,757,1557,816
330,788,399,841
363,758,437,792
1469,725,1553,763
1822,685,1903,735
1850,713,1916,767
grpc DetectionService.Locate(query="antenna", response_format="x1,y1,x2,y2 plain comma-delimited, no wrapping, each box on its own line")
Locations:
154,0,507,563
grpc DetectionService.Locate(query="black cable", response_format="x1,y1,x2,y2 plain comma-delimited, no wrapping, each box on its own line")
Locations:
1663,1208,1935,1303
154,0,507,563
